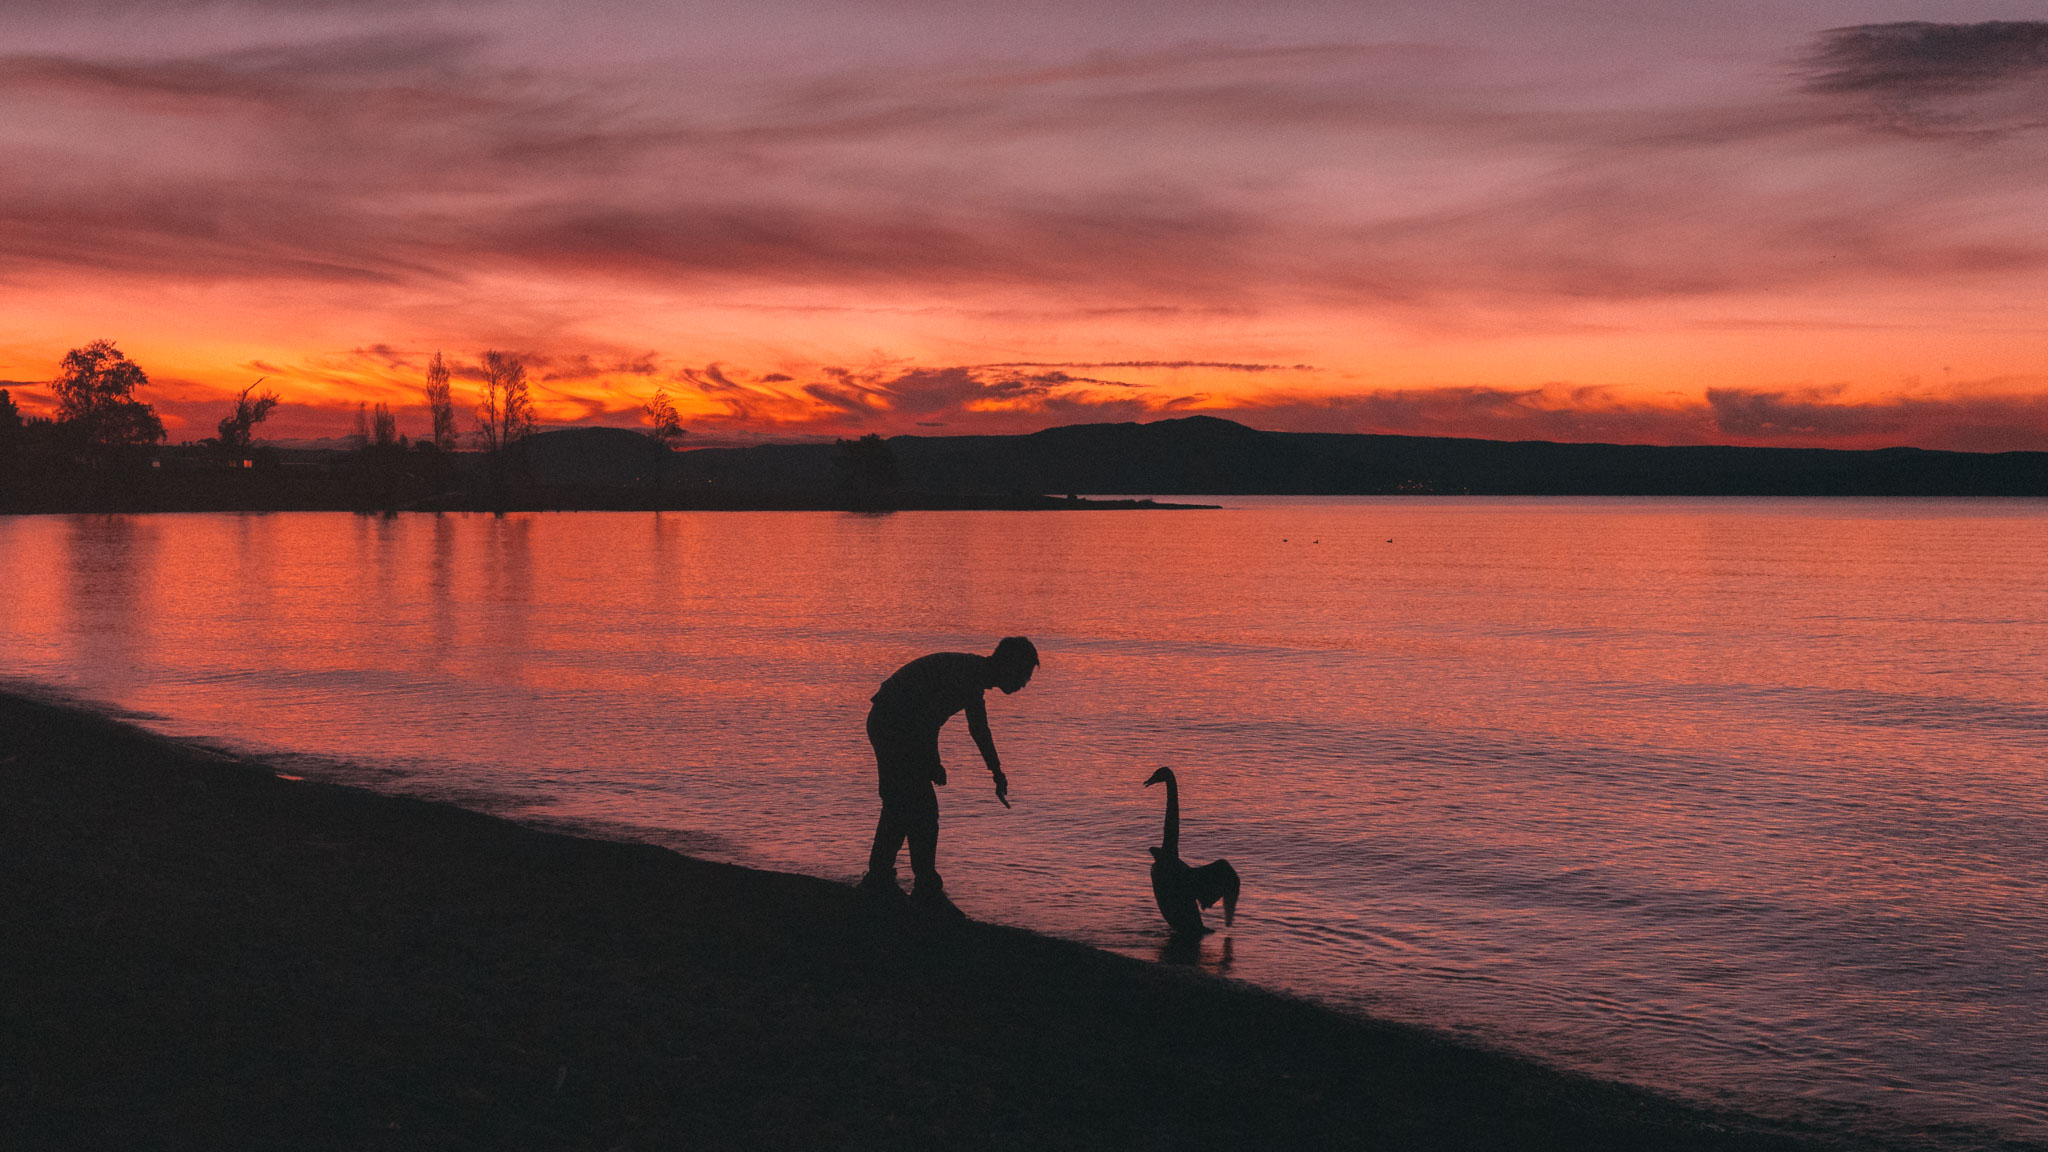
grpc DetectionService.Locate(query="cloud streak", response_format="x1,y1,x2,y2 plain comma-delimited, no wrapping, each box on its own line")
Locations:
1229,383,2048,453
5,26,2047,311
581,362,2048,452
1806,21,2048,97
976,361,1311,372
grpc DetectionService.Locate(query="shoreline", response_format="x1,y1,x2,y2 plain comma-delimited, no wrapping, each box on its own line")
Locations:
0,498,1222,514
0,482,1221,515
13,487,2048,518
1,689,1893,1150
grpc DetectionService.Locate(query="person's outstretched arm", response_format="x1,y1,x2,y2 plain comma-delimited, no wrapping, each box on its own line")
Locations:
966,695,1009,807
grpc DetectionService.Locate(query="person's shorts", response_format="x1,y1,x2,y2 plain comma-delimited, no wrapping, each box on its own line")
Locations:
867,704,945,787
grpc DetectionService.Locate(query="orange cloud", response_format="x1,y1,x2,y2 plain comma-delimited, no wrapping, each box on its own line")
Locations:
3,19,2047,448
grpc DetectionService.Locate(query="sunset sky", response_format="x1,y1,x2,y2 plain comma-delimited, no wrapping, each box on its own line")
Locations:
4,1,2048,448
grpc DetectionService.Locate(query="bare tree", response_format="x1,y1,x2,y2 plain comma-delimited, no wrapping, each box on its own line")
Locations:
642,387,687,496
474,350,536,456
343,398,408,509
214,379,279,461
643,388,686,449
422,351,458,451
372,402,399,449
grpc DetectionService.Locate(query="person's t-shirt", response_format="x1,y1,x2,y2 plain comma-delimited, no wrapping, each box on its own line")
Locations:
871,652,989,732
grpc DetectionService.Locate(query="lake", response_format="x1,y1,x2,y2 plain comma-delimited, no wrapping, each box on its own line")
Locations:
3,500,2044,1145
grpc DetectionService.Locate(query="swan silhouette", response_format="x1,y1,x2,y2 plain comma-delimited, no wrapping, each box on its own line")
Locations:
1143,767,1239,935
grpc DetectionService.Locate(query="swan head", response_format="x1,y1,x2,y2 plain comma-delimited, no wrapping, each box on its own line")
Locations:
1143,766,1175,787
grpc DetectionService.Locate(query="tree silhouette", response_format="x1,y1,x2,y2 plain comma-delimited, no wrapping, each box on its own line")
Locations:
213,380,280,461
642,388,687,496
833,433,902,494
422,352,458,452
350,399,403,453
372,402,399,449
0,389,20,483
343,400,411,509
643,389,685,450
475,351,536,457
50,340,165,465
474,351,536,497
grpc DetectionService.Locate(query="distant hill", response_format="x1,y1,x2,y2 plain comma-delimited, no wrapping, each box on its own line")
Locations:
14,418,2035,513
526,426,667,487
665,415,2048,497
469,426,1204,510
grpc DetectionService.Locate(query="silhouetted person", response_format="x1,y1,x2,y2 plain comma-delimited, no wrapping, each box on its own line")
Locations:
1143,767,1239,935
860,637,1038,905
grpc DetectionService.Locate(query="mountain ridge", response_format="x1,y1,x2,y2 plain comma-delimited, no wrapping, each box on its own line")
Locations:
666,415,2048,496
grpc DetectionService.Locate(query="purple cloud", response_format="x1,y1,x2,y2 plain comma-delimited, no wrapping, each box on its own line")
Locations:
4,26,2047,315
1807,22,2048,97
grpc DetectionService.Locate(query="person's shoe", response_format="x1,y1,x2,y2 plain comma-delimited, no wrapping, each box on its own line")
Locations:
857,870,904,900
909,877,965,920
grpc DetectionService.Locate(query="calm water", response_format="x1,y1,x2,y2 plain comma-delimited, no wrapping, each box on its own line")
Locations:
3,501,2044,1145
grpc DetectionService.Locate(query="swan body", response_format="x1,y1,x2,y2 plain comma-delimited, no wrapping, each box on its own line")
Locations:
1143,766,1239,935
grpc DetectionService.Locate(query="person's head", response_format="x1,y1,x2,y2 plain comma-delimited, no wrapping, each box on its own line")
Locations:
990,635,1038,694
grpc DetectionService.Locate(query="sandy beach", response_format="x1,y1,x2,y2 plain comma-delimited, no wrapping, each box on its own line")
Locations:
1,689,1863,1150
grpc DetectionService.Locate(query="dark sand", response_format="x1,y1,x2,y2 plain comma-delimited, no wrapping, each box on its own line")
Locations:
2,690,1858,1151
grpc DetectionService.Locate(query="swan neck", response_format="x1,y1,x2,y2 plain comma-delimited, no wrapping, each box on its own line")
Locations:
1160,774,1179,855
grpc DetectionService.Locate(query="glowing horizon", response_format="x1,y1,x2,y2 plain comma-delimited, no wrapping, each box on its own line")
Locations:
4,4,2048,451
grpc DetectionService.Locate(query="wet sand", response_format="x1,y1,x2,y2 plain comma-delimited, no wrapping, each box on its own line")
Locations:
1,689,1858,1151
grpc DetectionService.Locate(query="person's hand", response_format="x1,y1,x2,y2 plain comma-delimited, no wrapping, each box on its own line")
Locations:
992,768,1010,808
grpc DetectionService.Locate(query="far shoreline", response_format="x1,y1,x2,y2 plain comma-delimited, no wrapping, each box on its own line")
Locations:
0,491,1222,515
13,492,2048,516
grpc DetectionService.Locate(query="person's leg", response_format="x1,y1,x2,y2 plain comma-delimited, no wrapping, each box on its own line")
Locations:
865,708,949,896
903,780,942,896
861,707,909,890
864,799,907,885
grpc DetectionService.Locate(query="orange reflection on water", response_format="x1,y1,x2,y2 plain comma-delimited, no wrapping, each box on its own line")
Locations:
1,500,2046,1143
